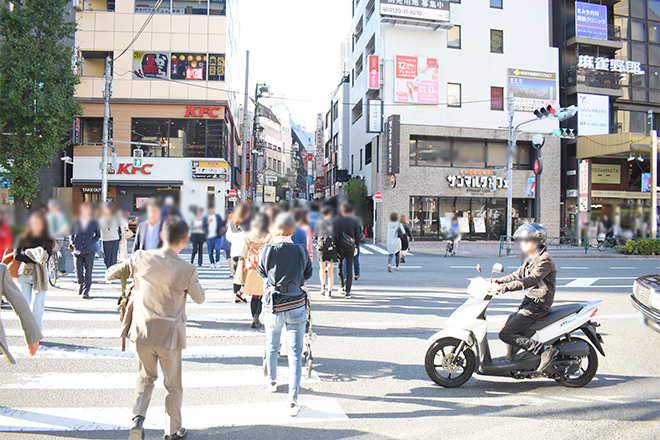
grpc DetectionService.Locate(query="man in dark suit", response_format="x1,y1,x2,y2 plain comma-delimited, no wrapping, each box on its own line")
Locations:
70,202,101,298
201,205,224,268
334,202,361,298
134,201,163,253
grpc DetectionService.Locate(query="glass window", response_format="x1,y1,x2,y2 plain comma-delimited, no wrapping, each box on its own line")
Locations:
518,143,531,168
632,88,648,101
365,142,372,164
632,42,648,64
416,137,452,167
447,83,461,107
650,45,660,65
487,141,508,166
490,86,504,110
631,0,646,18
135,0,170,13
209,0,225,15
490,0,502,9
454,140,485,166
81,118,104,144
172,0,207,14
650,89,660,103
447,25,461,49
206,120,226,158
632,69,648,87
616,16,629,40
208,54,225,81
449,0,460,3
171,53,207,80
650,22,660,43
614,1,628,16
650,67,660,89
409,139,417,165
632,19,647,41
490,29,503,53
132,118,168,157
651,0,660,21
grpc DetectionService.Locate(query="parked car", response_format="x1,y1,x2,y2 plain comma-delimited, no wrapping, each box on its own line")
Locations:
631,274,660,334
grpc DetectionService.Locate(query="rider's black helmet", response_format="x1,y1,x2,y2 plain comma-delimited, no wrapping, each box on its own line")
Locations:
513,222,547,247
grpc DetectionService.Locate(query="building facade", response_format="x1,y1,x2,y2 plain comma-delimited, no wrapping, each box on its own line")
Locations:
71,0,240,217
321,76,351,198
349,0,561,242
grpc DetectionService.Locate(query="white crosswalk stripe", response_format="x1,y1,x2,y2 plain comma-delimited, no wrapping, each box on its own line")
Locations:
363,244,389,255
1,253,348,432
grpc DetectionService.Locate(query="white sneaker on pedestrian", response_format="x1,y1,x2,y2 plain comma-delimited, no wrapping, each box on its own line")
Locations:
395,267,400,271
387,264,392,272
290,401,301,417
268,381,277,393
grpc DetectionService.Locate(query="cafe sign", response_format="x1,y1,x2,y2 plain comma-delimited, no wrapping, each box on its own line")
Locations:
447,173,508,189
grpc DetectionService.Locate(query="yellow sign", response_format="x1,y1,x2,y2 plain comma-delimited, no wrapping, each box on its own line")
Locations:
591,164,620,185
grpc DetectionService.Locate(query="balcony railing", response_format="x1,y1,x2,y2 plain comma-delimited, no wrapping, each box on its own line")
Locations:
567,68,622,90
565,21,621,41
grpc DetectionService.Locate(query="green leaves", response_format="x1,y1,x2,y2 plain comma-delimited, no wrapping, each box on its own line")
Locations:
0,0,81,202
618,239,660,255
344,177,373,226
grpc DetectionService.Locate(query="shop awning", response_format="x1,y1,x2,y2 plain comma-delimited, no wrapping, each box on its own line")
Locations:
72,180,183,187
577,132,651,159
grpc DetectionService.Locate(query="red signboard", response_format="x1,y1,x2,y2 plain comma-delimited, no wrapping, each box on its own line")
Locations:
368,55,380,90
373,191,383,200
114,163,152,175
228,189,237,198
315,176,323,192
184,106,222,118
307,153,313,162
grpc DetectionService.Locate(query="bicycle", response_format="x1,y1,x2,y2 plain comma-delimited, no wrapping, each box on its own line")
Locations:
48,251,59,287
597,236,617,252
443,233,459,258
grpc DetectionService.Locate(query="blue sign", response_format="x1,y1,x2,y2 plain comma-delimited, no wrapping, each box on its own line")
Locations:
307,176,313,184
576,1,608,40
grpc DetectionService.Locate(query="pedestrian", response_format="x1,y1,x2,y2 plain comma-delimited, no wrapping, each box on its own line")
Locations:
189,207,205,267
295,209,314,262
133,201,162,252
258,213,313,417
342,204,363,281
219,234,232,276
106,217,205,440
202,205,224,268
334,202,360,298
14,212,54,330
448,218,461,255
227,203,250,303
99,204,123,272
313,205,336,297
386,212,402,272
0,264,41,364
160,196,182,221
46,199,69,276
399,214,413,263
601,214,614,238
235,212,271,328
291,215,308,248
70,203,101,299
118,210,132,262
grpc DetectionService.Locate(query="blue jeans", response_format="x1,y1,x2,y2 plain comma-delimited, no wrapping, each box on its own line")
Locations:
266,306,307,401
343,246,360,277
206,238,220,264
18,274,46,331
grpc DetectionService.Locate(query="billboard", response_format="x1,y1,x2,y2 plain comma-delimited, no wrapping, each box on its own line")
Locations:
576,1,608,40
507,68,557,112
191,161,228,180
133,52,168,80
577,93,609,136
263,185,276,203
368,55,379,90
395,56,439,104
171,53,206,80
380,0,450,22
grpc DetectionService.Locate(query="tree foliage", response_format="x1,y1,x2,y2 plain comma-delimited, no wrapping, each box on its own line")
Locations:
0,0,81,203
344,177,373,226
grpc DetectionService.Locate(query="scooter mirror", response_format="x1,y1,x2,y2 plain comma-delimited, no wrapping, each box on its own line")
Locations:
477,264,482,273
492,263,504,274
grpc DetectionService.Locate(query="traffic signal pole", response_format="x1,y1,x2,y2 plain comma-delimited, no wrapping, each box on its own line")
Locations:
101,56,112,203
241,51,249,201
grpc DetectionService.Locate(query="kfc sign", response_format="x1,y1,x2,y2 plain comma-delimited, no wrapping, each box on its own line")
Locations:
113,163,153,175
184,106,222,118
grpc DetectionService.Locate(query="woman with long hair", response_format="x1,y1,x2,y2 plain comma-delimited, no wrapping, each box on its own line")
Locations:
226,203,251,303
14,212,55,330
399,214,413,263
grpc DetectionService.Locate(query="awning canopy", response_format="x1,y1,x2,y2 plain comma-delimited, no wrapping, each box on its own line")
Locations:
577,132,652,159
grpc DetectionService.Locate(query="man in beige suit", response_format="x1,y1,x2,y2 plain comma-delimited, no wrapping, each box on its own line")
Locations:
106,218,205,440
0,264,41,364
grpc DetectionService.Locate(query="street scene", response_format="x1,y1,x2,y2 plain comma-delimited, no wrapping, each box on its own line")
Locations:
0,0,660,439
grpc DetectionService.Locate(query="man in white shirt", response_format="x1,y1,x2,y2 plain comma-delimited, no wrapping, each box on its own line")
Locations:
134,202,163,253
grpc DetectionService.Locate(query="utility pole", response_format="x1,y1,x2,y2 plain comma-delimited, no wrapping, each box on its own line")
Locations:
241,51,250,201
506,92,515,245
652,124,658,238
101,56,112,203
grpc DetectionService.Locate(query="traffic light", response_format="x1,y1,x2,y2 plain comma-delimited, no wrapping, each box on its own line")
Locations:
533,105,556,120
553,128,576,139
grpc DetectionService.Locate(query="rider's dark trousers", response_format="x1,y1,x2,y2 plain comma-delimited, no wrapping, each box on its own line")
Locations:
499,298,550,355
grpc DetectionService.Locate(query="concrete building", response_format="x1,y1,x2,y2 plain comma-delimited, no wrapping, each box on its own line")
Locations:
551,0,660,238
71,0,240,218
349,0,562,242
321,76,351,198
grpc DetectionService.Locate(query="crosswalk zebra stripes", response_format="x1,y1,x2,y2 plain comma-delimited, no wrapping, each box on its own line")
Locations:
0,251,348,433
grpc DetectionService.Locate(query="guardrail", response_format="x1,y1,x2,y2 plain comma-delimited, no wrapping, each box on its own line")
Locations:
499,236,592,257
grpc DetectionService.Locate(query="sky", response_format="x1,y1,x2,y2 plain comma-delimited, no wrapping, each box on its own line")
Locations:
239,0,352,131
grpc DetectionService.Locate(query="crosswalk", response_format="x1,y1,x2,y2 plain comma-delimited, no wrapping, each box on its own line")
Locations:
0,250,348,433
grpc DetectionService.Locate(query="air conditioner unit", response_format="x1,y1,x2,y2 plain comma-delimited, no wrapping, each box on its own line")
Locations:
72,0,84,11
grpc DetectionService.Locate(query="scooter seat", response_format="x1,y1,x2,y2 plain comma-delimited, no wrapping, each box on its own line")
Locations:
526,304,584,331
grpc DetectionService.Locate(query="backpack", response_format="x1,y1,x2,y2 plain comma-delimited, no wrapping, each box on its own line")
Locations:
245,246,261,271
316,236,334,253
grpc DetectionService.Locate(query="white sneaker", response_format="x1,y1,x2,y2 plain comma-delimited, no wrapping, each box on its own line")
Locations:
395,267,400,271
268,381,277,393
290,401,301,417
387,264,392,272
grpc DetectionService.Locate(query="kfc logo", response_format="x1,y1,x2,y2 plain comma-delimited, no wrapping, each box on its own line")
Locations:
115,164,153,175
184,106,222,118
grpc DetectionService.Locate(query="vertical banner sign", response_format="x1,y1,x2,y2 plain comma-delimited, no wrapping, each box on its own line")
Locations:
577,93,609,136
394,56,439,104
525,176,536,197
575,1,608,40
367,99,383,133
578,159,591,212
386,115,400,175
368,55,380,90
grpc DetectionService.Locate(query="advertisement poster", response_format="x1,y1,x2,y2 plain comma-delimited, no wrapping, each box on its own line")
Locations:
525,176,536,197
208,54,225,81
458,217,470,233
394,56,439,104
578,159,591,212
263,186,276,203
171,53,206,80
473,217,486,234
256,184,263,202
577,93,609,136
642,173,652,193
368,55,379,90
507,68,557,112
379,0,450,22
133,52,169,80
576,1,608,40
591,164,620,185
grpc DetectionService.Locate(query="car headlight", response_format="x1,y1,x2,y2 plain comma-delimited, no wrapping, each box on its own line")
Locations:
651,290,660,310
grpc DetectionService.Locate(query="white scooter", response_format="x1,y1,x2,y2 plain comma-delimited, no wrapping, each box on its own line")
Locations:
425,263,605,388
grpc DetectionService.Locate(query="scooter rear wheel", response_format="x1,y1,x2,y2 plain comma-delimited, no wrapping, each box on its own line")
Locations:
425,337,475,388
555,338,598,388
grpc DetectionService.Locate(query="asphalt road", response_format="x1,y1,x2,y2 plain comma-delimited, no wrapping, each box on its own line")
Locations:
1,246,659,440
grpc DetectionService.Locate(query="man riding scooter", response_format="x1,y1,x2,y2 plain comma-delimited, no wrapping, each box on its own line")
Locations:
491,222,559,372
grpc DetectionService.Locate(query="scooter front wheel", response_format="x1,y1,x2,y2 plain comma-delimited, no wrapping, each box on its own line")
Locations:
425,337,475,388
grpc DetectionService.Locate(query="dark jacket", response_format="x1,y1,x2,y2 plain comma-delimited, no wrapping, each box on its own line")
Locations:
202,213,225,239
334,215,361,255
14,236,53,265
133,220,163,253
258,240,313,288
70,218,101,255
496,248,557,309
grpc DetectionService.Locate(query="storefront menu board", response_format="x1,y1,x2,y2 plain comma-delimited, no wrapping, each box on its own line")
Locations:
191,161,228,180
171,53,206,80
473,217,486,234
